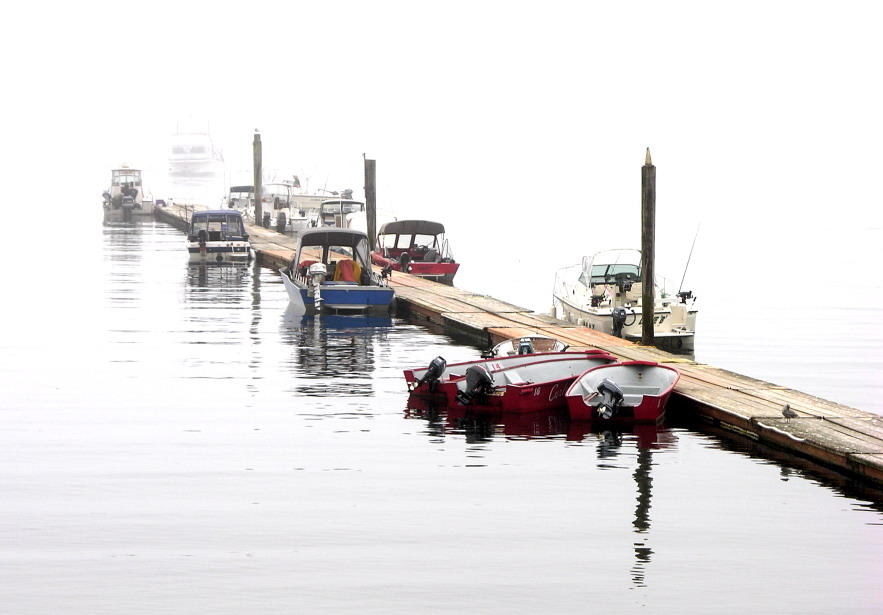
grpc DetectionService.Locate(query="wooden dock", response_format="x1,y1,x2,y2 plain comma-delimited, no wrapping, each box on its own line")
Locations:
156,204,883,486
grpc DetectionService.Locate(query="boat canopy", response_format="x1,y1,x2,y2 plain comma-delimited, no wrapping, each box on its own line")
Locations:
295,228,371,268
378,220,445,236
579,249,642,286
230,185,253,193
189,210,246,236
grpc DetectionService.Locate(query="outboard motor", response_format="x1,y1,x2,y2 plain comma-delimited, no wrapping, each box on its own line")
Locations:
596,378,624,420
399,252,411,273
612,307,628,337
456,364,495,405
415,356,446,392
518,337,534,355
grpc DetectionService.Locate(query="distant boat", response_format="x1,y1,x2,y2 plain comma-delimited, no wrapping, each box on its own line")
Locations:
102,166,154,223
186,210,252,263
565,361,680,423
168,133,223,178
279,228,395,314
371,220,460,285
404,351,617,412
553,249,697,352
319,198,365,228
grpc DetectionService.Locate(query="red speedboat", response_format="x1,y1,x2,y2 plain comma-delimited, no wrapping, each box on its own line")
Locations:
404,351,617,413
371,220,460,285
565,361,680,423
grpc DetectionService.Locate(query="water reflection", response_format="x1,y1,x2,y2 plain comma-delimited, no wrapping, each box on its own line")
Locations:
185,263,252,303
280,305,392,397
404,398,676,589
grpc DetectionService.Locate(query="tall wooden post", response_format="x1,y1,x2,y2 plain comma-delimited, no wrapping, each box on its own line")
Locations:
364,157,377,251
253,131,262,226
641,148,656,346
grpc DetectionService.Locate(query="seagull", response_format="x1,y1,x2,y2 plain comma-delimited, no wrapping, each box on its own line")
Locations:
782,404,798,419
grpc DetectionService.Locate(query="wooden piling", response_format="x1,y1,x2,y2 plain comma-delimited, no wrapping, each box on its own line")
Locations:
253,131,263,227
364,157,377,251
641,148,656,346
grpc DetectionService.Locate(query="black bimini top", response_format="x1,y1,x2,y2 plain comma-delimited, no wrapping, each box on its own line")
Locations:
377,220,445,236
298,228,368,248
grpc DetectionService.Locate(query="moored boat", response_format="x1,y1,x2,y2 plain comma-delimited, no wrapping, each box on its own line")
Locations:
565,360,680,422
279,228,394,314
405,351,617,412
371,220,460,285
553,249,697,352
187,210,252,263
102,166,154,223
482,335,569,358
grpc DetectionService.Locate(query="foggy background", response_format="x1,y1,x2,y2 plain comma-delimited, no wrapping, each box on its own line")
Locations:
2,1,881,409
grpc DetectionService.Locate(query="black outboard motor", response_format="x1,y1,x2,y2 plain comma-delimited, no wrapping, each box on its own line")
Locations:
596,378,624,420
456,364,495,405
612,307,627,337
416,356,446,392
399,252,411,273
518,337,534,355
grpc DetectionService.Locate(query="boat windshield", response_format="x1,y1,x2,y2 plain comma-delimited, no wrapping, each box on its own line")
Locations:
321,202,363,215
590,263,640,284
112,170,141,186
191,214,245,236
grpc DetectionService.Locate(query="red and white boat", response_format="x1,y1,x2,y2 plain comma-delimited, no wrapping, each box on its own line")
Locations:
404,351,617,413
565,361,680,423
371,220,460,285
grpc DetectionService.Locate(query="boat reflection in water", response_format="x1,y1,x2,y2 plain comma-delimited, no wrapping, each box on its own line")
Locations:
281,304,392,397
404,397,676,589
185,263,252,299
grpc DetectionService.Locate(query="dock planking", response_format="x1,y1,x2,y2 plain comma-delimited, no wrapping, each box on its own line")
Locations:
155,203,883,486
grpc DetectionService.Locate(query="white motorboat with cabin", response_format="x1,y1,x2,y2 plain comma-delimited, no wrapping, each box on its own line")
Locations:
319,198,365,228
169,132,223,178
102,166,154,222
553,249,697,351
187,210,252,263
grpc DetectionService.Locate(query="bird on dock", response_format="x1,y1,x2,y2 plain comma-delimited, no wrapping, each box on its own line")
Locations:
782,404,798,419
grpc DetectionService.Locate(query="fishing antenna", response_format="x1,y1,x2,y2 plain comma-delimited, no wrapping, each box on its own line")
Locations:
678,224,701,293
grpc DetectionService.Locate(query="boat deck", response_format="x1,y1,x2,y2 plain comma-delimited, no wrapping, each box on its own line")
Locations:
156,203,883,485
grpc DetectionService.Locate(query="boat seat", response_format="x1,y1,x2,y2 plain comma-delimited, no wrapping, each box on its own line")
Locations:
619,385,659,395
622,394,645,406
502,369,526,384
333,259,362,282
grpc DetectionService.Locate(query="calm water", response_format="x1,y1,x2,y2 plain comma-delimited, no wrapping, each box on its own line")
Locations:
0,220,881,613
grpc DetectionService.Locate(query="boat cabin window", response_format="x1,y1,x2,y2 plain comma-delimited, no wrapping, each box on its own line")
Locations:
172,145,207,155
190,214,245,237
589,263,640,285
413,234,438,248
112,171,141,186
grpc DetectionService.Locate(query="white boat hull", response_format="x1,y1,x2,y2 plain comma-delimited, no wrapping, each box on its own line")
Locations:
555,297,696,351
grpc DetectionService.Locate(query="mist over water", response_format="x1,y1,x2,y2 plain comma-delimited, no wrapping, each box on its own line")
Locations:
0,221,880,613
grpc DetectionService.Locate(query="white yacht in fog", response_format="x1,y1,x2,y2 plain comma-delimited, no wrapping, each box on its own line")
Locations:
553,249,698,351
169,133,224,178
